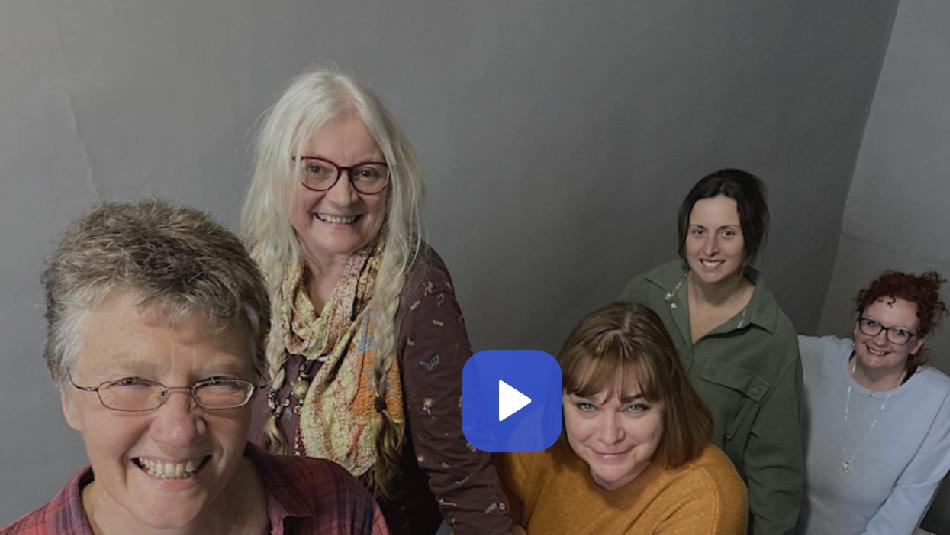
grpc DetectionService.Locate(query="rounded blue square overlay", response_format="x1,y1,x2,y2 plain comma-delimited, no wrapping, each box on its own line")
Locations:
462,350,562,452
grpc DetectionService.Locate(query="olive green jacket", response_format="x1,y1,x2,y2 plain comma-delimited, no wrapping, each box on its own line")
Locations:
621,260,804,535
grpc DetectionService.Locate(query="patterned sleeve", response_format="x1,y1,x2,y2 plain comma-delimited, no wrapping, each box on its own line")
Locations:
397,248,513,535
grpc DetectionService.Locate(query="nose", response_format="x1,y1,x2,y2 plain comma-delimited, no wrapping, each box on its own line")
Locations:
598,414,624,445
871,329,889,344
324,169,360,204
149,389,205,448
702,234,719,257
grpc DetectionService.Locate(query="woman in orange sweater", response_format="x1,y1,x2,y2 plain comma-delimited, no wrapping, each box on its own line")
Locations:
499,303,747,535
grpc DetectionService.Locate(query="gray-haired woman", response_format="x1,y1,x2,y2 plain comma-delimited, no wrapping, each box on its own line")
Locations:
243,67,511,534
4,200,387,534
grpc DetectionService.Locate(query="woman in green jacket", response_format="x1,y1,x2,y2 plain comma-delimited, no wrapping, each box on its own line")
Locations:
620,168,803,534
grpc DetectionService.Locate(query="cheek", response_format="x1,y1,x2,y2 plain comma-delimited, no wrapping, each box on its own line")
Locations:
365,193,388,223
563,413,594,444
81,413,147,464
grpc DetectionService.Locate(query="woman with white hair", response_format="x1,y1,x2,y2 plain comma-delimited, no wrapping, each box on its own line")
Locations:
243,67,512,535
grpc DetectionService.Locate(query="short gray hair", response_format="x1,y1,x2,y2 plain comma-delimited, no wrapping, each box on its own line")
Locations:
42,200,271,384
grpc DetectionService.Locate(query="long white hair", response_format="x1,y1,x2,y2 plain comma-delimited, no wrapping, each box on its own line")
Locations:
241,66,425,493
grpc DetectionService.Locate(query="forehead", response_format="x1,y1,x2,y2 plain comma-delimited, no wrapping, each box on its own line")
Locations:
75,290,253,376
863,296,919,328
301,110,382,160
688,195,740,225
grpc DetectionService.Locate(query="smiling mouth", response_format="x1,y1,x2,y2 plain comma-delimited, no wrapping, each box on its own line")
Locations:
314,213,360,225
699,258,725,268
593,449,630,457
133,456,211,479
865,345,890,357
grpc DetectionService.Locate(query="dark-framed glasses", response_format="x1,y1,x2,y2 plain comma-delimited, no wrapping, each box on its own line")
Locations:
294,156,390,195
857,317,916,345
68,373,261,412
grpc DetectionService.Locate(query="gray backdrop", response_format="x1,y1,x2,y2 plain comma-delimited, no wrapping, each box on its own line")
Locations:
8,0,945,528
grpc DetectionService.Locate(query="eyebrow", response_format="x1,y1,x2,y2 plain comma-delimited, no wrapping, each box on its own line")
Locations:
571,393,645,405
302,153,386,164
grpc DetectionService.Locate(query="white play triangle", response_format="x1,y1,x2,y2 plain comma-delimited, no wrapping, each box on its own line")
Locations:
498,379,532,422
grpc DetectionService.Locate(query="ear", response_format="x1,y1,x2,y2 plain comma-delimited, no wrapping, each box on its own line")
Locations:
911,337,925,357
61,389,83,431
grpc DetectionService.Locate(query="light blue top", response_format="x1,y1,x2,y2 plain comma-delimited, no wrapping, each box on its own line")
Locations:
797,335,950,535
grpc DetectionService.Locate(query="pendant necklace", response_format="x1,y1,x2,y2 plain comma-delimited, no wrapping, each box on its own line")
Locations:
841,358,896,473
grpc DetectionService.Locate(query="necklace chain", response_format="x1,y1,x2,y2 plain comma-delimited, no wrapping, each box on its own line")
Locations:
841,358,895,473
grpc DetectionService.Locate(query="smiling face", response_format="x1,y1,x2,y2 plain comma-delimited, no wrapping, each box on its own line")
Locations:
61,290,256,531
853,296,925,381
289,110,389,269
684,195,745,287
563,372,664,491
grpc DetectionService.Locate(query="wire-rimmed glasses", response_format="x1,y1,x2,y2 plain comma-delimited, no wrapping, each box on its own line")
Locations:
857,317,916,345
68,373,261,412
294,156,390,194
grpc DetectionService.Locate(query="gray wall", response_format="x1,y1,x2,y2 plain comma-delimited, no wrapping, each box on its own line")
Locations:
0,0,898,524
815,1,950,531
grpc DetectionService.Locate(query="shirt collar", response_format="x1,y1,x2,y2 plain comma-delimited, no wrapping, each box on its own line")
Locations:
246,442,320,524
45,443,308,535
644,260,778,334
44,465,95,535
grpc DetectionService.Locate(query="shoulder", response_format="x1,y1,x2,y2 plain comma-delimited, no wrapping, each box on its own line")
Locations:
912,366,950,397
2,467,91,535
620,260,682,301
405,244,452,284
499,439,585,516
677,445,746,497
2,507,48,534
797,335,851,364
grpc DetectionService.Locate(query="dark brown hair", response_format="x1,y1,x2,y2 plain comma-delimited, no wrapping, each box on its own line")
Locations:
855,270,947,371
558,302,712,468
677,168,769,266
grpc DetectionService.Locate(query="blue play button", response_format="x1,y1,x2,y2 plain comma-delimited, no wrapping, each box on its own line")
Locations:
461,350,562,452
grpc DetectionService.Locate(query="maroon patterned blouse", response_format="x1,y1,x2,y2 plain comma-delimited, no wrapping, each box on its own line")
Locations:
252,247,512,535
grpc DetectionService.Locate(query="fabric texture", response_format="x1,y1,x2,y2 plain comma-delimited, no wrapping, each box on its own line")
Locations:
1,443,389,535
499,438,748,534
252,246,512,535
620,260,804,535
797,335,950,535
278,239,405,476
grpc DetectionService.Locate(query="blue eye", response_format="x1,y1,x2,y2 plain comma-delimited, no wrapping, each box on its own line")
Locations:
575,402,597,413
622,402,650,413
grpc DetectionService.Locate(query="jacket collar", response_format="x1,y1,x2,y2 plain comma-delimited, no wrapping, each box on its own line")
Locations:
643,260,778,335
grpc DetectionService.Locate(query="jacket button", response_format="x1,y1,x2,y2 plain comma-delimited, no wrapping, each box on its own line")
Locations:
670,303,677,309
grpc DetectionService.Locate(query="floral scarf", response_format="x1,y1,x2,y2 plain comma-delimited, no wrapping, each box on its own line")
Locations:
279,239,404,476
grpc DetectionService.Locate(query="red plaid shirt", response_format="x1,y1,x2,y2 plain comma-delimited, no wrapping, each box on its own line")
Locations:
2,443,389,535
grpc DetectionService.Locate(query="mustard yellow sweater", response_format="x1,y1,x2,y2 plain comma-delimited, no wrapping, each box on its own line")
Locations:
499,440,747,535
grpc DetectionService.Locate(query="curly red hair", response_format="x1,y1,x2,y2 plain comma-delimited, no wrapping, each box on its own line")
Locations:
854,270,947,369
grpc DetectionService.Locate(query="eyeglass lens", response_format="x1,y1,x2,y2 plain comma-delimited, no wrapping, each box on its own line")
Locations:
98,380,254,411
297,157,388,194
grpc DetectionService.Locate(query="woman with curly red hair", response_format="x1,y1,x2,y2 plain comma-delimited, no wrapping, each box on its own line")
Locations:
797,271,950,534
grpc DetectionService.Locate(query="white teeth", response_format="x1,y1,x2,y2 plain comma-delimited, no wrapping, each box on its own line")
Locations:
315,213,358,224
138,457,202,479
